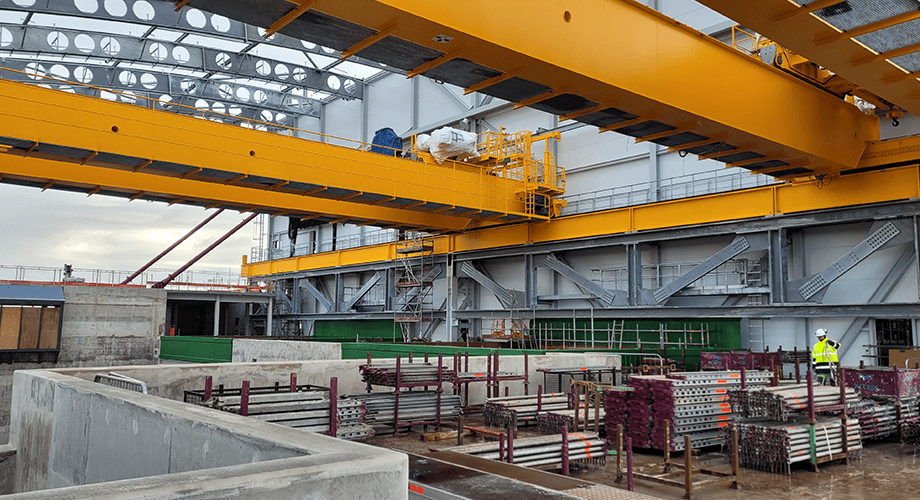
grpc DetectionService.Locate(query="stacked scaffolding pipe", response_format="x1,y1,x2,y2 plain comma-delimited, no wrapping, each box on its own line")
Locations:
344,391,462,432
622,370,771,451
215,390,373,440
538,408,606,435
729,384,860,421
729,417,862,474
360,362,457,386
854,399,900,440
483,393,569,428
444,432,606,468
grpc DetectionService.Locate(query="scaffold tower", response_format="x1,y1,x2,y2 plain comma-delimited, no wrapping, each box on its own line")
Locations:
394,232,436,341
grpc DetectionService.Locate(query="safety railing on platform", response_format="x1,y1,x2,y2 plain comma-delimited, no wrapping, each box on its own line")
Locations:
593,258,765,291
0,264,248,291
561,167,777,216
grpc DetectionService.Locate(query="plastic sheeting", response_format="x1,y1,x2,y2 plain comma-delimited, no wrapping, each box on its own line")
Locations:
423,127,477,164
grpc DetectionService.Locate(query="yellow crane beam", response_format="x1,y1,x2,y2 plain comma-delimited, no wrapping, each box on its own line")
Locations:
0,154,473,232
697,0,920,118
243,147,920,276
195,0,880,179
0,78,537,232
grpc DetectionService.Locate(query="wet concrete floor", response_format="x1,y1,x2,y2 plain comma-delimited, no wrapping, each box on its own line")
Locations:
367,422,920,500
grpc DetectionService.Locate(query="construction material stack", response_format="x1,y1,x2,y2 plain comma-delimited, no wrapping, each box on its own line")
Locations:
730,417,861,474
729,384,860,421
214,389,373,439
617,370,770,451
844,366,920,443
483,392,568,429
443,432,605,469
344,391,462,433
359,353,458,433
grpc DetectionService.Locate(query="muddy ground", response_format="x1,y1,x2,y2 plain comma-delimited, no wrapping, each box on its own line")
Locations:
365,418,920,500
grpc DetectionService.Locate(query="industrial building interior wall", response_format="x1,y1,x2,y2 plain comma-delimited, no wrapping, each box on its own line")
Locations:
244,0,920,361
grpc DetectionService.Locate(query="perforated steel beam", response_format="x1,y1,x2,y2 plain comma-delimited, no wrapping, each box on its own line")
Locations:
789,220,910,302
0,0,386,84
653,234,768,304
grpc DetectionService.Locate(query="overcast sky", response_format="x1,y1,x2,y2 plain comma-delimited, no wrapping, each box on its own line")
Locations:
0,183,258,282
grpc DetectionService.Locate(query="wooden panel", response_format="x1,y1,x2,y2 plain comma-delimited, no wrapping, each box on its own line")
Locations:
18,307,41,349
0,306,21,350
39,307,61,350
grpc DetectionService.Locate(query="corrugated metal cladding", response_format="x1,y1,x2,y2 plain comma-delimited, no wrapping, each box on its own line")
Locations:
0,284,65,304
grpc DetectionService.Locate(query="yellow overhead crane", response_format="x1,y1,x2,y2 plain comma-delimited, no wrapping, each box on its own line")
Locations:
183,0,879,180
0,77,565,233
699,0,920,123
4,0,920,279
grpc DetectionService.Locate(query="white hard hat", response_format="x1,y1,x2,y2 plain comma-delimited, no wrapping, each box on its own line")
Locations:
815,328,828,337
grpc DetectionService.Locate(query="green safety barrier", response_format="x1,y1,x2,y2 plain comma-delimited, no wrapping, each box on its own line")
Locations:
159,336,232,363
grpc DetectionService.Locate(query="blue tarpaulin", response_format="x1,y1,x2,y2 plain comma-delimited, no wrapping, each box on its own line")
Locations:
370,127,402,156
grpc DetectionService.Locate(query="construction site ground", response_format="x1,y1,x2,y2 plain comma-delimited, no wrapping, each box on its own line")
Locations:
366,414,920,500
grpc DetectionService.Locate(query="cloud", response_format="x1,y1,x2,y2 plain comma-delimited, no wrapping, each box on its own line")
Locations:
0,184,257,279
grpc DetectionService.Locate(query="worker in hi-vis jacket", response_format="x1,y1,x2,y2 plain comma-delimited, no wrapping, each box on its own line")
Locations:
812,328,840,386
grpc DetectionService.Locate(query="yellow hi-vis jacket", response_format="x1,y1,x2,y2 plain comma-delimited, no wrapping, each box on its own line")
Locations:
812,339,839,372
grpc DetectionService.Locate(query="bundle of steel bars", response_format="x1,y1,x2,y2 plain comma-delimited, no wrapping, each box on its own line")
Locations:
360,362,457,386
482,393,569,428
344,390,462,432
622,370,771,451
537,408,606,434
729,384,860,421
214,390,373,439
729,417,862,474
444,432,606,468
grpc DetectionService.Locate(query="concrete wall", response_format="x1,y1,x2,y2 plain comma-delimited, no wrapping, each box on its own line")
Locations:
1,286,165,444
231,338,341,363
7,368,407,498
0,444,14,495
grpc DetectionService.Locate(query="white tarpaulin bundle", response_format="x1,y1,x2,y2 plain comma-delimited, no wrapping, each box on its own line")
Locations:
422,127,477,164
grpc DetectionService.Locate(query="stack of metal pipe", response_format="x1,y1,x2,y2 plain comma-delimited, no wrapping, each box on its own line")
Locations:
215,390,373,440
360,362,456,386
483,393,569,428
729,417,862,474
854,399,900,440
444,432,606,468
344,390,462,432
536,408,606,434
629,370,771,451
729,384,860,421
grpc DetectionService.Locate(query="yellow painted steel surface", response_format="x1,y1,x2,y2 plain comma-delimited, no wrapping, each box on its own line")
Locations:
0,78,536,231
697,0,920,118
284,0,878,177
0,154,472,232
242,164,920,277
